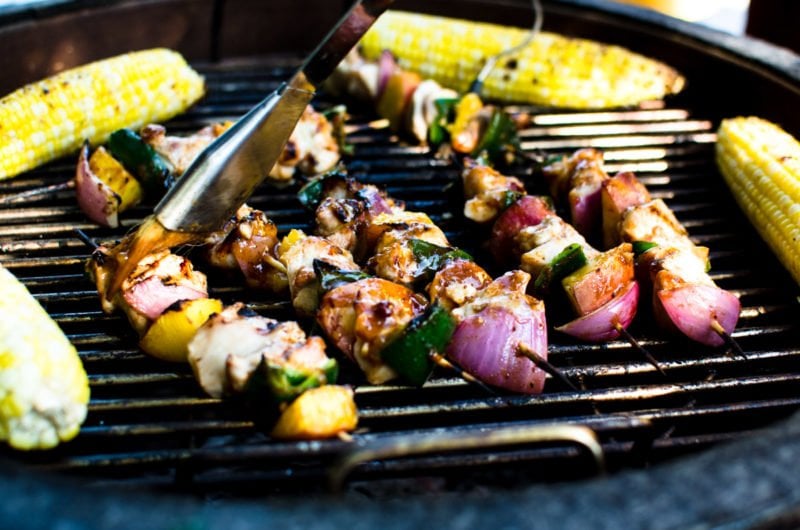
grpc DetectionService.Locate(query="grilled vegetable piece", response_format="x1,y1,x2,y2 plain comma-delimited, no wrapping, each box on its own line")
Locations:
139,298,224,362
75,143,144,228
360,11,685,109
0,266,89,449
0,48,205,180
380,304,456,386
107,128,175,193
448,271,548,394
556,280,639,342
271,385,358,440
716,116,800,285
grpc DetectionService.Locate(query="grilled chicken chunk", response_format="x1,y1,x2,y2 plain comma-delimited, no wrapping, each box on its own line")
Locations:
317,278,426,384
519,216,600,277
205,205,288,293
428,259,492,312
141,122,231,175
370,219,450,287
462,163,525,223
188,303,330,398
269,106,340,180
278,234,359,316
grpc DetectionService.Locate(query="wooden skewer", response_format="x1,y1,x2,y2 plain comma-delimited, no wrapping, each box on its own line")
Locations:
0,179,74,205
710,319,748,361
428,351,498,396
74,228,100,251
516,343,578,391
614,323,667,376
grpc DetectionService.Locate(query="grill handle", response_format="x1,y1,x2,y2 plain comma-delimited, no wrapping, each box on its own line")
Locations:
328,424,605,491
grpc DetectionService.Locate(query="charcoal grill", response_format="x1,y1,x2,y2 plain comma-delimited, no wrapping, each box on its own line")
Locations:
1,0,800,527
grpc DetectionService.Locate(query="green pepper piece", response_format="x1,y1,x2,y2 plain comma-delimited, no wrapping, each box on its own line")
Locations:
264,358,339,402
322,105,353,156
246,357,339,403
297,170,348,210
313,259,371,292
428,97,459,146
380,304,456,386
632,240,658,257
534,243,588,294
471,108,518,160
107,128,174,194
409,239,473,285
297,178,324,210
499,190,525,212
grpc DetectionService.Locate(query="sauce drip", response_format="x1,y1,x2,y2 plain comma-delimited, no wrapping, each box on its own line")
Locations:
109,216,200,295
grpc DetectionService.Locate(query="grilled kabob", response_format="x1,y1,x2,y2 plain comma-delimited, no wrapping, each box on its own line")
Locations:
295,171,550,394
327,49,523,165
75,105,344,228
85,241,356,440
543,148,740,347
462,162,639,343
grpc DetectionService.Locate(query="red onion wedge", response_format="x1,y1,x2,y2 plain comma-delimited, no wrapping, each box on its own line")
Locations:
556,280,639,342
377,50,397,100
569,183,602,239
489,195,553,265
75,143,121,228
447,305,548,394
123,278,207,321
656,284,741,347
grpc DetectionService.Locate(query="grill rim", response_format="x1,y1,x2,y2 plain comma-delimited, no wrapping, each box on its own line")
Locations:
1,0,800,526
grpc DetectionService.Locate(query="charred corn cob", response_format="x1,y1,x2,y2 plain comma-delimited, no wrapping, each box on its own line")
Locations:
360,11,685,109
716,117,800,285
0,48,205,180
0,265,89,449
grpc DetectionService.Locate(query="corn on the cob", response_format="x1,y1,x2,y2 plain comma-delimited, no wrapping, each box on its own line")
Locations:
0,48,205,180
359,11,685,109
0,265,90,449
716,116,800,285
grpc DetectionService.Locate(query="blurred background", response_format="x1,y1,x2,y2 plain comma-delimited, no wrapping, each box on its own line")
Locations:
615,0,749,34
0,0,795,53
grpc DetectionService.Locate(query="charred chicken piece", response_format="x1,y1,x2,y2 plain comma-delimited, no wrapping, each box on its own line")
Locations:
427,258,493,312
188,303,335,400
277,231,360,317
461,163,525,223
269,105,341,181
317,277,426,384
205,205,288,293
141,122,231,176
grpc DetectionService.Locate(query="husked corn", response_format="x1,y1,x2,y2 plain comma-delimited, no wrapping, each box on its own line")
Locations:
0,48,205,180
360,11,685,109
716,116,800,285
0,265,89,449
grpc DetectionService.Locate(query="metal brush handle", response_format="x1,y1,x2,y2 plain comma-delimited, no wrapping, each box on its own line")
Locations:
154,0,394,234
